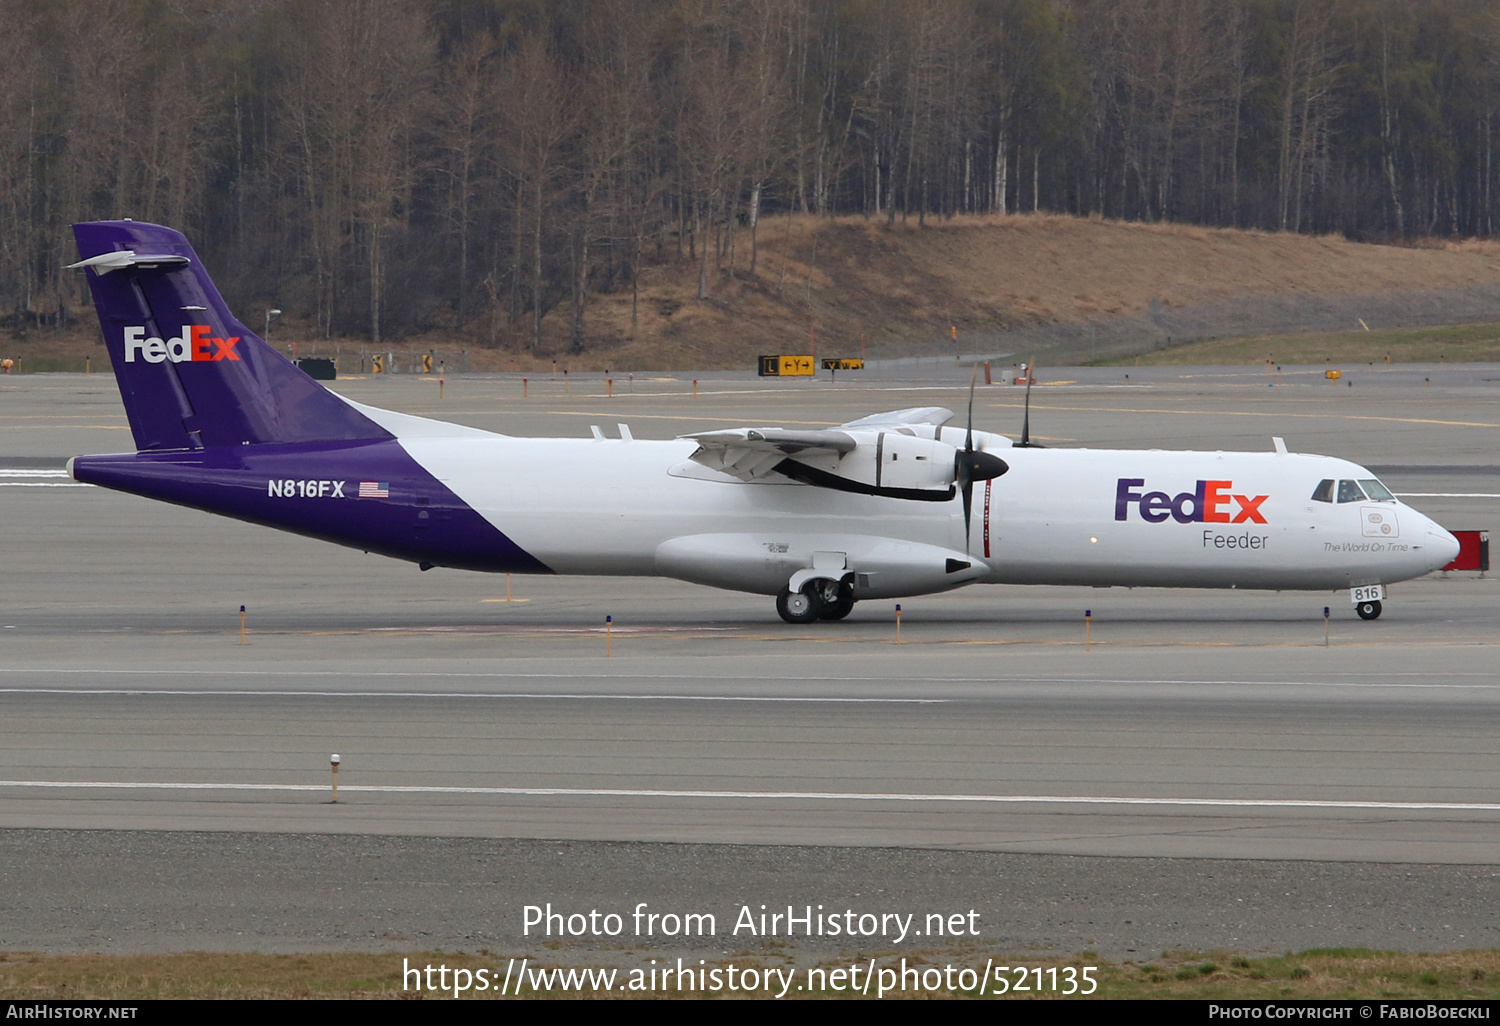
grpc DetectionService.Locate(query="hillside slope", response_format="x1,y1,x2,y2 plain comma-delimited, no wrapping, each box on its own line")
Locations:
582,213,1500,369
14,214,1500,371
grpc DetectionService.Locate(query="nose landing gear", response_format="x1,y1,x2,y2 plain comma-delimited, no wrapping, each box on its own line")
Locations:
1356,599,1382,620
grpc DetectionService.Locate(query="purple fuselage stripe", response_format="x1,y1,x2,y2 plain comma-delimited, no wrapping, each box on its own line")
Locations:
71,442,552,575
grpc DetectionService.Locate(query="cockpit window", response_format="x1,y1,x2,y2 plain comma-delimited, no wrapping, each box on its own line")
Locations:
1311,479,1334,503
1359,478,1395,501
1337,479,1367,503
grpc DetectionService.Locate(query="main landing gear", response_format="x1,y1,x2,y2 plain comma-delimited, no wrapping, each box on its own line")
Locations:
1356,599,1383,620
820,581,856,620
775,587,820,624
776,579,856,624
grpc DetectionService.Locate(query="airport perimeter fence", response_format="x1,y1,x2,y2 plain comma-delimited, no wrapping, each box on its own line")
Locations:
9,282,1500,378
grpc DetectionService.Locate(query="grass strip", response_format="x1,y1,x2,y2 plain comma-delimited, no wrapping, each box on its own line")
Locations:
1097,322,1500,367
3,948,1499,1000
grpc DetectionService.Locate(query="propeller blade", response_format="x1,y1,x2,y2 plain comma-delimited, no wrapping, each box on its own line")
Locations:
965,363,977,454
960,463,973,548
955,364,1009,554
955,448,1008,555
1018,356,1044,448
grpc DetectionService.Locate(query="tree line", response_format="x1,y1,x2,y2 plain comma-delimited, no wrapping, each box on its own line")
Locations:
2,0,1497,351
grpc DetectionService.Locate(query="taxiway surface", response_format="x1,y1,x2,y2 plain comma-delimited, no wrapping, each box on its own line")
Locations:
1,364,1496,956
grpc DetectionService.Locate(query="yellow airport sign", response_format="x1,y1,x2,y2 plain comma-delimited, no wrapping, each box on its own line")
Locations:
759,355,815,376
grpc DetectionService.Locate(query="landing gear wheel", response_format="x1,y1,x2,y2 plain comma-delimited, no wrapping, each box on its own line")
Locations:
819,582,856,621
776,586,824,624
1356,599,1383,620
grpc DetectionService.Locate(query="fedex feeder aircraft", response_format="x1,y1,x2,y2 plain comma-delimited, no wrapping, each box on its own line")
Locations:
67,220,1460,623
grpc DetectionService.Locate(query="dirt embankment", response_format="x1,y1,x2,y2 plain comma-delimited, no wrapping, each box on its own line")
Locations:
12,214,1500,372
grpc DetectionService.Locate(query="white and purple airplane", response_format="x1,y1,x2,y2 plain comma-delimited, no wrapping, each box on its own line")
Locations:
67,220,1459,622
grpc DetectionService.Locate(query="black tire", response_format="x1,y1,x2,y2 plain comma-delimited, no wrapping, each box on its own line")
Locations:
819,582,856,621
1356,599,1382,620
776,586,823,624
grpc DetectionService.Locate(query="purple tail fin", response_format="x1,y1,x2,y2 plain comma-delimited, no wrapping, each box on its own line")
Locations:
72,221,388,450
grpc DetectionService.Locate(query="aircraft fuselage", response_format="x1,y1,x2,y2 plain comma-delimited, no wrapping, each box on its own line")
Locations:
72,434,1456,600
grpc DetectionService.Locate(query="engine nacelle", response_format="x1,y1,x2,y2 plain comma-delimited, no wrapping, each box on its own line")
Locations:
681,417,1008,501
789,429,958,497
655,532,986,597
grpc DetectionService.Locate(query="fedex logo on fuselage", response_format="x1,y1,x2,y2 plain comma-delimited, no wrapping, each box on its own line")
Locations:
1115,478,1268,524
123,325,240,364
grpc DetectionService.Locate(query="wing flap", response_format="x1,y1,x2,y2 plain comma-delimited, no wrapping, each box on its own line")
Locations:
682,428,856,482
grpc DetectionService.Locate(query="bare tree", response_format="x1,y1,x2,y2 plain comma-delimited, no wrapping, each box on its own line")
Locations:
1276,0,1341,231
435,34,500,329
1221,0,1252,226
737,0,794,273
495,34,575,349
570,1,657,352
59,2,141,232
677,12,755,300
1154,0,1218,219
279,1,431,343
1374,0,1409,236
0,3,46,318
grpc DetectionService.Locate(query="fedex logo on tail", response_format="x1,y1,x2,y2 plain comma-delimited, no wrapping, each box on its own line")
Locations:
1115,478,1268,524
123,325,240,364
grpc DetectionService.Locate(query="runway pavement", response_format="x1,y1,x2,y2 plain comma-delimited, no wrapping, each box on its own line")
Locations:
1,364,1497,956
4,830,1500,959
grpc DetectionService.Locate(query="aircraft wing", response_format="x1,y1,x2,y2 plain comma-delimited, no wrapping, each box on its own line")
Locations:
680,408,1003,501
682,428,857,482
839,407,954,431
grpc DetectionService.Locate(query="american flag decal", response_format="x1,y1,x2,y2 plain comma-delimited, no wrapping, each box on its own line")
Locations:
358,481,390,498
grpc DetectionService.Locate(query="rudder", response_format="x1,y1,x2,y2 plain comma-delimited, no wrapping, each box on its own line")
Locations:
72,220,387,450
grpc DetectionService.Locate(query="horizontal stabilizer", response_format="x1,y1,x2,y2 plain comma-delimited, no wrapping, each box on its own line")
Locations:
66,250,190,274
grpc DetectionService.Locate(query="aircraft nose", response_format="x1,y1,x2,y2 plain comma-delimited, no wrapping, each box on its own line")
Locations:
1427,523,1461,571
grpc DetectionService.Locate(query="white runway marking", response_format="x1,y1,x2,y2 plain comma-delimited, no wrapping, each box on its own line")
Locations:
3,669,1500,690
0,687,941,704
0,470,89,487
563,384,1100,401
0,779,1495,813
